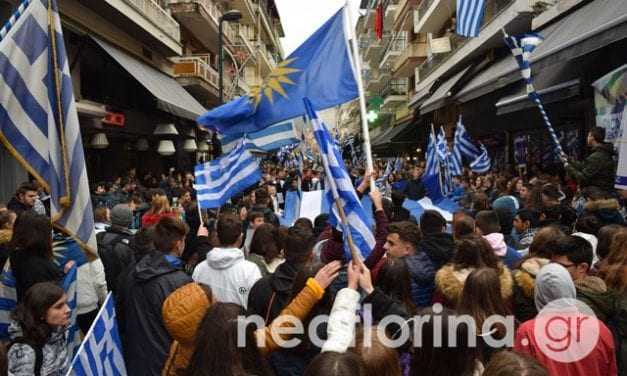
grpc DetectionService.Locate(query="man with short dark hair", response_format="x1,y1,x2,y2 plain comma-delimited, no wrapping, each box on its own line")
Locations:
247,226,315,321
475,210,521,268
116,216,192,376
7,182,38,216
193,213,261,308
565,126,616,191
513,209,540,248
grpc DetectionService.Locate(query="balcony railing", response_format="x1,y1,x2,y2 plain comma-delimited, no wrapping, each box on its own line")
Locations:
382,79,409,97
416,0,515,82
416,0,436,21
126,0,181,42
172,55,219,89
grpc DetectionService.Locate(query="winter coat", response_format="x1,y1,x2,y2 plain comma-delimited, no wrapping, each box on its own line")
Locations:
435,263,513,308
247,262,300,322
96,227,135,295
321,288,361,353
141,211,178,229
247,253,284,278
0,229,12,270
575,276,616,324
6,197,33,217
614,291,627,374
583,199,625,227
161,278,326,375
116,251,192,376
364,210,389,270
76,258,107,315
403,178,426,201
9,249,63,302
192,247,262,309
566,143,616,191
405,232,455,308
7,322,69,376
512,257,550,322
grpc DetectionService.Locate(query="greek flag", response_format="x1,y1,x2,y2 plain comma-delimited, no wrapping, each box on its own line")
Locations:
470,144,491,173
63,264,81,356
456,0,486,37
0,0,96,252
304,98,375,261
394,157,403,173
448,150,463,176
220,120,300,154
504,32,566,161
425,129,439,176
194,142,262,209
453,117,481,161
68,293,127,375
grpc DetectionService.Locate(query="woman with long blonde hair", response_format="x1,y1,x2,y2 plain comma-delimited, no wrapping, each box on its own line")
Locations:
141,194,178,228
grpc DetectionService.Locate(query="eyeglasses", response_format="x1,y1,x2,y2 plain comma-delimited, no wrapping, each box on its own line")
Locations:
552,261,577,269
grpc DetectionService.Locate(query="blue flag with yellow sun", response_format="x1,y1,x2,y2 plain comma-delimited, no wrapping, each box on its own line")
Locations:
198,7,358,136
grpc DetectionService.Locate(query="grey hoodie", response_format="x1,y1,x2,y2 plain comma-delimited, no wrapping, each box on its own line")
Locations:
534,263,577,312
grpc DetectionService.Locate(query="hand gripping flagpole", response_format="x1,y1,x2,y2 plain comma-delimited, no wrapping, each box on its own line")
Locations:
345,2,377,191
502,28,567,165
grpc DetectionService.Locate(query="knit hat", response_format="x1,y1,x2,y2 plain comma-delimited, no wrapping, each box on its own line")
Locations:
492,195,519,217
110,204,133,228
534,263,576,311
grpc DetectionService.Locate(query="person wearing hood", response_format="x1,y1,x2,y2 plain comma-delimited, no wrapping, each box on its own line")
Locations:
116,216,192,376
551,235,616,324
193,213,261,309
7,282,71,376
581,187,625,227
565,127,617,192
247,226,315,322
514,263,617,376
435,234,513,308
475,210,521,269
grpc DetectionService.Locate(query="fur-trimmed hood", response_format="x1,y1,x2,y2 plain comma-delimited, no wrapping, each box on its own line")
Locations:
435,263,513,305
0,229,11,245
512,257,550,298
585,198,620,211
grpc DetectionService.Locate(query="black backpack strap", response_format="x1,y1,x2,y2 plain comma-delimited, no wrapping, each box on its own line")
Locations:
9,337,43,376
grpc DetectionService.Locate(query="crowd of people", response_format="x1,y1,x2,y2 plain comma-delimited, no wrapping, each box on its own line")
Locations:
0,127,625,375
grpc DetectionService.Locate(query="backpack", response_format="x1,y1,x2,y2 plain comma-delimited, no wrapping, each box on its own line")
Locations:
8,337,43,376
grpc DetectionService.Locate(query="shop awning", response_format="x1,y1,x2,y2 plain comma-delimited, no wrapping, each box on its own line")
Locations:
92,37,206,121
420,66,471,114
456,0,627,103
496,79,580,115
372,120,415,152
371,125,395,146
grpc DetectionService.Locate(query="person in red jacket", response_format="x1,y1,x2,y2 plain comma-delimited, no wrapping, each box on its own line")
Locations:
141,195,179,228
514,263,617,376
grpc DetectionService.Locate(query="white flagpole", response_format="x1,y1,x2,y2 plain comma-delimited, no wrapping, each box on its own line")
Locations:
344,2,376,190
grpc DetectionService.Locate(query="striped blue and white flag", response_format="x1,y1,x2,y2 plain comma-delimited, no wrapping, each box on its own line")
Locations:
469,144,491,173
304,98,375,261
448,150,463,176
220,120,300,154
194,142,262,209
68,293,127,375
0,0,96,252
394,157,403,173
453,117,481,161
425,129,439,176
456,0,486,37
504,32,566,162
63,264,81,357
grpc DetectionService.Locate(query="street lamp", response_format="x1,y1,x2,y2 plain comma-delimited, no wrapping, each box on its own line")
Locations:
219,9,242,104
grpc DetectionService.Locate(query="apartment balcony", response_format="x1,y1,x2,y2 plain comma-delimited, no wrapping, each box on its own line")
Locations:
98,0,182,55
257,43,277,75
230,0,256,24
172,54,220,104
254,0,281,50
167,0,237,54
414,0,532,94
379,33,407,70
379,67,392,83
393,0,417,31
381,79,409,111
366,76,383,93
414,0,456,34
364,32,388,62
393,40,428,78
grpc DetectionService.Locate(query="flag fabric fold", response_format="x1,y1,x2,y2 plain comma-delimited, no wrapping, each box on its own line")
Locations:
193,142,262,209
68,293,127,375
220,119,300,154
0,0,96,252
304,98,375,260
453,117,481,161
456,0,487,37
470,143,491,173
198,7,358,136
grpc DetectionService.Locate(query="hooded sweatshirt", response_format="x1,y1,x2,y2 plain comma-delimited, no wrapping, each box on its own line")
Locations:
483,233,521,269
192,247,262,309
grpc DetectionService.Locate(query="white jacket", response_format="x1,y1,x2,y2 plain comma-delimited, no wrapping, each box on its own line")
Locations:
322,287,360,353
76,259,108,315
192,247,262,309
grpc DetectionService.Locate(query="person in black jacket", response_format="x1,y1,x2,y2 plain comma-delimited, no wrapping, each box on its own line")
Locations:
6,183,39,217
8,212,66,302
403,166,426,201
96,204,136,295
247,227,314,323
116,216,193,376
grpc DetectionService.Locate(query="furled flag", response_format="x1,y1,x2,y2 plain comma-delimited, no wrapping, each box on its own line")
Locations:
425,129,439,177
0,0,96,252
199,7,358,136
453,117,481,161
456,0,487,37
68,293,127,375
504,32,566,162
374,0,384,40
304,98,375,261
63,263,81,357
220,119,300,154
394,157,403,173
470,143,491,173
193,142,263,209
